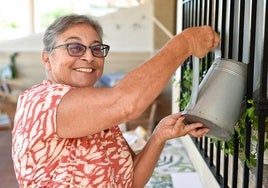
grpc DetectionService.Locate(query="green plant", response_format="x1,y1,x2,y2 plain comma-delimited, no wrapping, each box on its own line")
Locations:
221,99,268,167
178,66,192,110
7,21,18,28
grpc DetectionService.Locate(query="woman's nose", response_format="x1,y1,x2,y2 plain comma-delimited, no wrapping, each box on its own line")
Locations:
81,48,94,62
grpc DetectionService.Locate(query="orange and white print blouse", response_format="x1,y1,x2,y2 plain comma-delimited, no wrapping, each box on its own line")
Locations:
12,80,133,188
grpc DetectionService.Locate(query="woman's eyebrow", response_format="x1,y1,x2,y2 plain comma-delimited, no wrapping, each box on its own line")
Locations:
64,38,102,45
64,36,82,42
91,40,102,44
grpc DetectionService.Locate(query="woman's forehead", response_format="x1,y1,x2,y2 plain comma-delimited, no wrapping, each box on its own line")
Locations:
57,24,101,43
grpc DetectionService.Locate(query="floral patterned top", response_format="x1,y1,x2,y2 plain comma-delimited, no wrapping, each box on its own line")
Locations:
12,80,133,188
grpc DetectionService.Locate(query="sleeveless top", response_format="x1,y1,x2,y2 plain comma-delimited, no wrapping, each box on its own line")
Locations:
12,80,133,187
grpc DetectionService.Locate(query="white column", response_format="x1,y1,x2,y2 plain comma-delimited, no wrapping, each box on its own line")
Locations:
28,0,35,34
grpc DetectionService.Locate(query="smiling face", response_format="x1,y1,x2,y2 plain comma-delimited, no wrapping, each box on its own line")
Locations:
42,23,105,87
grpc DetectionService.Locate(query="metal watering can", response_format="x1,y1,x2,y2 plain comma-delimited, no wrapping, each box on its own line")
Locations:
182,50,247,141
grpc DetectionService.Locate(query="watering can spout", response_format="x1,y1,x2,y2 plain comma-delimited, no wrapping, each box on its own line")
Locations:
182,51,247,141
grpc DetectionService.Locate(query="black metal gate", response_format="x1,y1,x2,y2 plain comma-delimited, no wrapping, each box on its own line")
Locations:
180,0,268,187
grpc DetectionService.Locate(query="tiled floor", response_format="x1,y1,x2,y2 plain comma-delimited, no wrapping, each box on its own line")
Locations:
145,138,202,188
0,130,18,188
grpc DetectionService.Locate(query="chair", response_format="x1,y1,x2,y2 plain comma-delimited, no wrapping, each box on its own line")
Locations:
126,101,158,136
0,86,17,130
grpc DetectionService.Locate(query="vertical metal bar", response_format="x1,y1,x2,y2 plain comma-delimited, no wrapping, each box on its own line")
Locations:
201,58,206,75
256,116,266,187
204,137,208,158
214,0,220,32
232,132,239,188
199,1,215,75
223,143,229,188
199,137,203,150
221,0,227,58
189,0,192,27
255,3,268,186
259,3,268,100
184,0,191,28
187,1,190,27
198,0,201,26
208,0,212,26
243,120,252,188
228,0,235,59
196,0,199,26
216,141,221,177
243,0,257,186
210,140,214,166
238,0,245,61
191,0,195,27
184,1,189,28
182,3,186,28
182,2,185,29
203,0,207,25
193,0,196,26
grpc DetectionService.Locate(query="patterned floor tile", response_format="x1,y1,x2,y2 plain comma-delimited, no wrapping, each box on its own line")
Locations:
145,138,201,187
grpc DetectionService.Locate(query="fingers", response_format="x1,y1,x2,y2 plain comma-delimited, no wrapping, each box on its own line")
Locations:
182,122,203,134
179,119,210,137
204,25,220,50
159,112,182,125
188,127,210,137
213,32,220,49
169,112,182,120
181,25,220,58
155,113,210,140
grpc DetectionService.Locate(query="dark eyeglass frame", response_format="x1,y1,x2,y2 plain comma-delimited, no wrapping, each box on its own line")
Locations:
50,42,110,58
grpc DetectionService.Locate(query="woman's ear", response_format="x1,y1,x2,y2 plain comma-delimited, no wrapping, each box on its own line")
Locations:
41,51,52,71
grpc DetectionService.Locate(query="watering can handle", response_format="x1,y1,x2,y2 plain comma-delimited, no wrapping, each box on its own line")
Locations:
187,48,222,110
186,56,199,110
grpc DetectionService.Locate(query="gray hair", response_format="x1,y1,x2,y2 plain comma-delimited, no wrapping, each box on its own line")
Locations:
43,14,103,52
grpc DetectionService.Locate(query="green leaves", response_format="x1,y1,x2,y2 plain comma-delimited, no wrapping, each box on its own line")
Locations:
221,99,268,168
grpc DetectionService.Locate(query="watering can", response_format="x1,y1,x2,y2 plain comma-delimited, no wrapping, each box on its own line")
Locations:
182,50,247,141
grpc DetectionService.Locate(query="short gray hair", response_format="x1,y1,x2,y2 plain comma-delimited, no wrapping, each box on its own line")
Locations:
43,14,103,52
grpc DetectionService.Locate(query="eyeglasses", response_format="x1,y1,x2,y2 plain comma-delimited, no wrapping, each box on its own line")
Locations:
50,42,110,58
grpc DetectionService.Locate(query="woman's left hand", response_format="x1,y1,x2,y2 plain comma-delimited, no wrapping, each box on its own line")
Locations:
153,112,209,143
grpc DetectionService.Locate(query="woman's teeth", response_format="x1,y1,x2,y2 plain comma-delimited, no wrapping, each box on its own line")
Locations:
76,68,93,73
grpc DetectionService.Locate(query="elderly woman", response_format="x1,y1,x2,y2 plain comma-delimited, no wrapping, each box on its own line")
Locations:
12,14,219,187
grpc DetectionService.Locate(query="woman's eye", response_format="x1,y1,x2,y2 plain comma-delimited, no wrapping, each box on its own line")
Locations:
91,45,102,52
69,44,84,53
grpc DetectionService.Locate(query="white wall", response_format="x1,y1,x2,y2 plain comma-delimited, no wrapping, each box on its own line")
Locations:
99,3,153,52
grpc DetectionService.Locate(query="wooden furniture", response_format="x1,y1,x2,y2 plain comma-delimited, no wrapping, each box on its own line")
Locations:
126,101,158,135
0,86,17,130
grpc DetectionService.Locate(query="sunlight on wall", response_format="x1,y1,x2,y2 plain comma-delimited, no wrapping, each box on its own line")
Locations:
0,0,29,40
0,0,141,41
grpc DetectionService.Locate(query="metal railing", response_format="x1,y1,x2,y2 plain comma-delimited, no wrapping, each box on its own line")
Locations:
180,0,268,187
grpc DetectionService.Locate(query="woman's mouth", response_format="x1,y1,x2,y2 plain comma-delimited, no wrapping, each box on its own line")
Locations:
75,68,93,73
